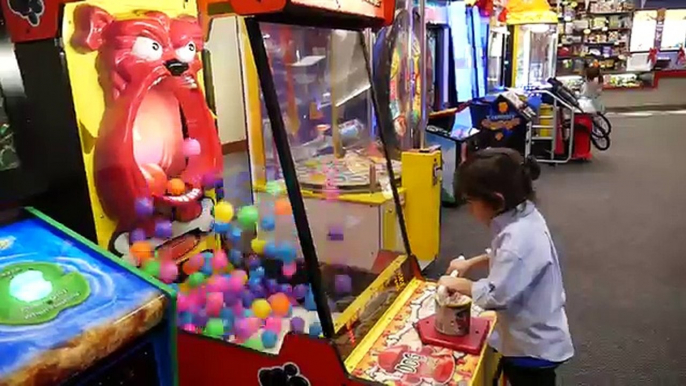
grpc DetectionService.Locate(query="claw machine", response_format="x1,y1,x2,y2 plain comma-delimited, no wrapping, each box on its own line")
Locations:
181,1,500,385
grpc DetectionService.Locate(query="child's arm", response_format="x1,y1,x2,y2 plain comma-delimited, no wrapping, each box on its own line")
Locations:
446,253,490,277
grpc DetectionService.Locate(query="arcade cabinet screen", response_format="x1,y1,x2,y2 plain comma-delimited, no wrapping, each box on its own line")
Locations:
0,92,18,171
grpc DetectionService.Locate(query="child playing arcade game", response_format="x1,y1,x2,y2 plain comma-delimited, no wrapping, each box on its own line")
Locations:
438,148,574,386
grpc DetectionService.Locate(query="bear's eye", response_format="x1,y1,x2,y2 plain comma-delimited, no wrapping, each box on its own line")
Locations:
132,37,164,61
175,42,197,64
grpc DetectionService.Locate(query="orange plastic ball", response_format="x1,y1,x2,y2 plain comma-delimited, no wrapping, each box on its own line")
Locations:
269,293,291,317
274,198,292,216
140,163,168,196
130,241,154,263
182,261,200,275
167,178,186,196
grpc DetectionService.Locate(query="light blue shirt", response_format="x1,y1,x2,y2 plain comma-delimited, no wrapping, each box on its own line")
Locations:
472,202,574,362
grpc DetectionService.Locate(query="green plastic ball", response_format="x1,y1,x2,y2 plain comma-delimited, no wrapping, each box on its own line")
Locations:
204,318,224,338
187,272,206,288
237,205,260,229
142,260,161,277
242,337,264,350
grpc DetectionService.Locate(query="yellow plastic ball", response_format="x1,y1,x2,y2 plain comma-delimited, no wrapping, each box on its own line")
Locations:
251,238,267,255
214,201,235,223
252,299,272,319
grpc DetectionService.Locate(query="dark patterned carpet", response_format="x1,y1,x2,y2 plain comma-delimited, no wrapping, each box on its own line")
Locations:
426,113,686,385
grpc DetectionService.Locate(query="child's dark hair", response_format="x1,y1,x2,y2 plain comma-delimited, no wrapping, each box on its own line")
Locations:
457,148,541,213
585,66,601,81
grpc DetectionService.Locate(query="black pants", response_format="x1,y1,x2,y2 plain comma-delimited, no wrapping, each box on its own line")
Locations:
495,358,557,386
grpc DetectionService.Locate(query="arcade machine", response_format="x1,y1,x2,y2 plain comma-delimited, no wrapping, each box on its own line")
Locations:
201,1,442,264
177,1,500,385
1,0,224,266
0,25,176,385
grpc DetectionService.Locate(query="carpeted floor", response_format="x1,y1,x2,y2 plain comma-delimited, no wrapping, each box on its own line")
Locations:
426,113,686,385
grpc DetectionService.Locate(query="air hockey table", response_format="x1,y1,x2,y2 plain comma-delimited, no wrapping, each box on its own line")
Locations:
0,208,176,386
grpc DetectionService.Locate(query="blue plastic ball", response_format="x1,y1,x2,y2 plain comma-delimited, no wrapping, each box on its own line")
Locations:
213,221,230,233
179,311,194,325
194,309,209,327
277,243,297,264
241,291,255,308
262,330,279,349
229,249,243,266
243,309,254,318
229,228,242,244
308,322,322,337
264,241,278,258
260,216,276,232
200,259,214,276
251,266,265,279
247,255,261,270
220,307,234,322
265,279,279,294
279,283,293,296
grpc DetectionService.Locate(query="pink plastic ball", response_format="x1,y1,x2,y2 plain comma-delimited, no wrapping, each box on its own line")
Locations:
282,262,297,278
247,317,262,332
182,323,197,333
212,250,229,272
227,275,244,293
233,269,248,284
232,302,244,315
183,138,201,157
234,318,252,340
158,261,179,284
206,275,230,293
187,253,204,269
206,292,224,317
177,293,191,312
265,317,282,334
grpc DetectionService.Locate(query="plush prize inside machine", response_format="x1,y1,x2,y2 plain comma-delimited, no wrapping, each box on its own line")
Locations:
176,1,501,385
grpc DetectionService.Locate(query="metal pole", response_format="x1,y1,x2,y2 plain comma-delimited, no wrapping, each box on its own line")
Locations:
418,0,427,149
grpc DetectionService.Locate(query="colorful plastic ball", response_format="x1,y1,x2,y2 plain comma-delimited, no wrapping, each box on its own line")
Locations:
141,164,168,196
130,241,154,264
243,309,254,318
182,323,197,333
167,178,186,196
206,292,224,317
214,201,235,222
182,261,199,275
309,322,322,337
200,259,214,276
231,302,244,315
229,249,243,266
233,269,249,285
249,283,266,299
227,275,244,293
334,274,353,295
213,221,230,234
261,330,278,349
234,318,253,340
129,228,146,243
293,284,308,300
187,272,206,288
290,317,305,333
220,307,235,323
277,243,297,264
282,262,297,278
274,198,292,216
154,220,173,239
177,294,191,312
304,289,317,311
269,293,291,317
193,309,209,327
134,197,154,218
237,205,260,229
264,241,278,258
183,138,201,157
206,274,229,293
223,291,239,306
242,337,263,350
241,291,255,308
265,317,282,333
179,311,194,325
265,279,279,294
260,216,276,231
158,261,179,283
212,250,229,272
204,318,224,337
251,238,267,255
252,266,266,279
201,173,221,190
251,299,272,319
142,259,161,277
247,255,261,271
279,284,293,296
229,228,242,244
265,180,284,196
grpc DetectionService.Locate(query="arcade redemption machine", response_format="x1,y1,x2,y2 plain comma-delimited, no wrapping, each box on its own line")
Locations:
0,10,177,386
203,0,441,264
0,0,224,267
178,1,500,385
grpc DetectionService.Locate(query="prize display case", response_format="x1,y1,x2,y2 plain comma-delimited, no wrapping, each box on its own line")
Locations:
509,23,559,89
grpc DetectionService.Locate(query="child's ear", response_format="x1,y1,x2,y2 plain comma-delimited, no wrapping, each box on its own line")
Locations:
71,5,114,52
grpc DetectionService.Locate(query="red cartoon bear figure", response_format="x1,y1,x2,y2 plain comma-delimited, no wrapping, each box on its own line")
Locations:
71,5,222,251
377,345,456,385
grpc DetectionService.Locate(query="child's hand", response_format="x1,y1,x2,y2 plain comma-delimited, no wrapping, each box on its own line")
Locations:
438,276,473,296
447,258,472,277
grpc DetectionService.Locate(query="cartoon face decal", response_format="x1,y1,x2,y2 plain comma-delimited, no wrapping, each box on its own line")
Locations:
71,5,222,233
7,0,44,27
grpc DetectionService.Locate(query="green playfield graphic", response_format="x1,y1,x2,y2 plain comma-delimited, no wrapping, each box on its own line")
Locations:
0,262,90,325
